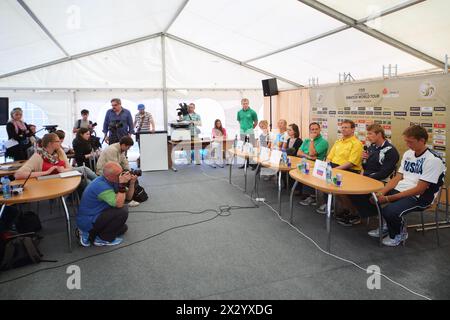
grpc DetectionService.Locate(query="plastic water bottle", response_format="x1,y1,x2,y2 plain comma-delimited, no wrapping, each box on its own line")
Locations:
301,157,307,174
2,176,11,199
326,162,333,184
281,148,287,165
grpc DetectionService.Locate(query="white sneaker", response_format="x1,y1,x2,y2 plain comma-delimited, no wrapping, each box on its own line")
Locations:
316,204,333,215
382,232,408,247
299,196,317,206
128,200,140,207
368,225,389,238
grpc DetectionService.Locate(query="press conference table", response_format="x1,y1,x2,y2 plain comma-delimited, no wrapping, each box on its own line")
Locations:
168,139,234,172
0,176,81,252
0,160,25,177
229,148,302,213
289,167,384,251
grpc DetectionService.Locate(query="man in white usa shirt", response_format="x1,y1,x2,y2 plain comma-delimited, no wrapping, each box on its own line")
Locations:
368,125,446,247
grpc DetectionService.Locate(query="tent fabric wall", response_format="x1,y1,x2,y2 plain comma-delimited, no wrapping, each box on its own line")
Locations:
168,90,264,139
1,0,448,88
0,39,162,89
0,89,73,138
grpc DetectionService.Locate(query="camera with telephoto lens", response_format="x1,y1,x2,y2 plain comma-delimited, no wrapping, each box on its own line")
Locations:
122,169,142,177
92,122,98,128
108,120,124,131
177,103,189,117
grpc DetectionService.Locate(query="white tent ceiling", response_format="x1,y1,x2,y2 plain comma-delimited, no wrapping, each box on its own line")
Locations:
0,0,448,89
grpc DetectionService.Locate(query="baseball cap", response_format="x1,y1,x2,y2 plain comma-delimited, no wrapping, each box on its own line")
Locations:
137,104,145,110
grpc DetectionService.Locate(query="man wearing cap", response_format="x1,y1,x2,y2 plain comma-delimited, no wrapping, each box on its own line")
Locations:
134,104,155,167
134,104,155,145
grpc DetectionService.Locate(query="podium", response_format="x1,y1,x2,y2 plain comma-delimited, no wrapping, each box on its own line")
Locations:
139,131,168,171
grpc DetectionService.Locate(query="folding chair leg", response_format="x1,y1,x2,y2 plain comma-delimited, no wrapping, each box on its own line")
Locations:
420,212,425,236
435,203,440,246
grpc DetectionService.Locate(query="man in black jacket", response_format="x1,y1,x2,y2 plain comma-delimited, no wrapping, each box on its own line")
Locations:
338,124,400,226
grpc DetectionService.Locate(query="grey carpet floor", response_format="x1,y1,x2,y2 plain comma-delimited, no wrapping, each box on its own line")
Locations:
1,164,449,300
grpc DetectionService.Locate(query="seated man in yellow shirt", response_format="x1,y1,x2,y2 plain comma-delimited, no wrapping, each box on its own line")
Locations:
317,119,363,214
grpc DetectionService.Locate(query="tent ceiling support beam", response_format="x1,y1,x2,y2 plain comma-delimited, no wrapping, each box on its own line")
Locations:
164,0,190,33
298,0,445,69
245,25,350,63
165,33,303,88
161,35,168,131
0,32,163,79
16,0,70,57
246,0,426,64
357,0,426,23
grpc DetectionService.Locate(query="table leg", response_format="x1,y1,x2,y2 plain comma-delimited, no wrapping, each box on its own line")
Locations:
327,193,333,252
244,158,248,193
229,154,235,184
61,196,72,252
372,192,383,247
290,181,299,224
278,171,282,214
0,204,6,219
253,163,261,198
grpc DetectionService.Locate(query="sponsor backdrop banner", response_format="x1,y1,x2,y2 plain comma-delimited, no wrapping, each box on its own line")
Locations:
310,74,449,183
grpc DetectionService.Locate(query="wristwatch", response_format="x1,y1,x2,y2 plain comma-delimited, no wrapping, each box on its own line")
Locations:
376,192,384,197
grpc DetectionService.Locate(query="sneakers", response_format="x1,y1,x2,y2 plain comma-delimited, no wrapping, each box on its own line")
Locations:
78,229,91,247
299,196,317,206
368,225,389,238
316,204,333,215
382,232,408,247
128,200,140,207
94,236,123,247
337,215,361,227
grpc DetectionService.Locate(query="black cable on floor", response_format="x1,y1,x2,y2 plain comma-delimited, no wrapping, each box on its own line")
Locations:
0,204,257,285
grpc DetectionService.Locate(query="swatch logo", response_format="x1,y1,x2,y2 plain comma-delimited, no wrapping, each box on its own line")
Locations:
419,82,436,98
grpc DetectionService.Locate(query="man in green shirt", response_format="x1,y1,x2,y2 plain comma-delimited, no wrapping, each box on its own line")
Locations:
297,122,329,161
236,98,258,169
297,122,329,206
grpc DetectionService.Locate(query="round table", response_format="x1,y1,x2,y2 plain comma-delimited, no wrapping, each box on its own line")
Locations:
0,160,25,177
229,148,302,213
289,166,384,251
0,176,82,252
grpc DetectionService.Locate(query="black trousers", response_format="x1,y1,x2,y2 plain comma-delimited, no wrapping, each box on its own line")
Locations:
89,207,129,242
0,206,19,232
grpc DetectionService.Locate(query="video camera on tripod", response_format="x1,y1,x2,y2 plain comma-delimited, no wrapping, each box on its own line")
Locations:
43,125,58,133
177,103,189,117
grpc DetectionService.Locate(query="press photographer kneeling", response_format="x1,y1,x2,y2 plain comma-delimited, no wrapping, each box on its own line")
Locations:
96,136,148,207
77,162,136,247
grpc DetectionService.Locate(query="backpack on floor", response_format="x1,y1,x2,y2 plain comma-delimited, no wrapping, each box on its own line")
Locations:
15,211,42,234
133,181,149,203
0,232,44,271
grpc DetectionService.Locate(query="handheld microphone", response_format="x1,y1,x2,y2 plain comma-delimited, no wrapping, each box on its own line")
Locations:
363,145,368,165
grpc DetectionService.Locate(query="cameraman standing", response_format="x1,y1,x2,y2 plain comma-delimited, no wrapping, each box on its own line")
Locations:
73,109,95,134
182,103,202,165
103,98,134,145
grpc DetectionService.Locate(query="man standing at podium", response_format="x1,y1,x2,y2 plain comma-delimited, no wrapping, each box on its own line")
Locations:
182,103,202,164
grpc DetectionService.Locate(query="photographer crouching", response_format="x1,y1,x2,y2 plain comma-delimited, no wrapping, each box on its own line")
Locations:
96,136,148,207
77,162,136,247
